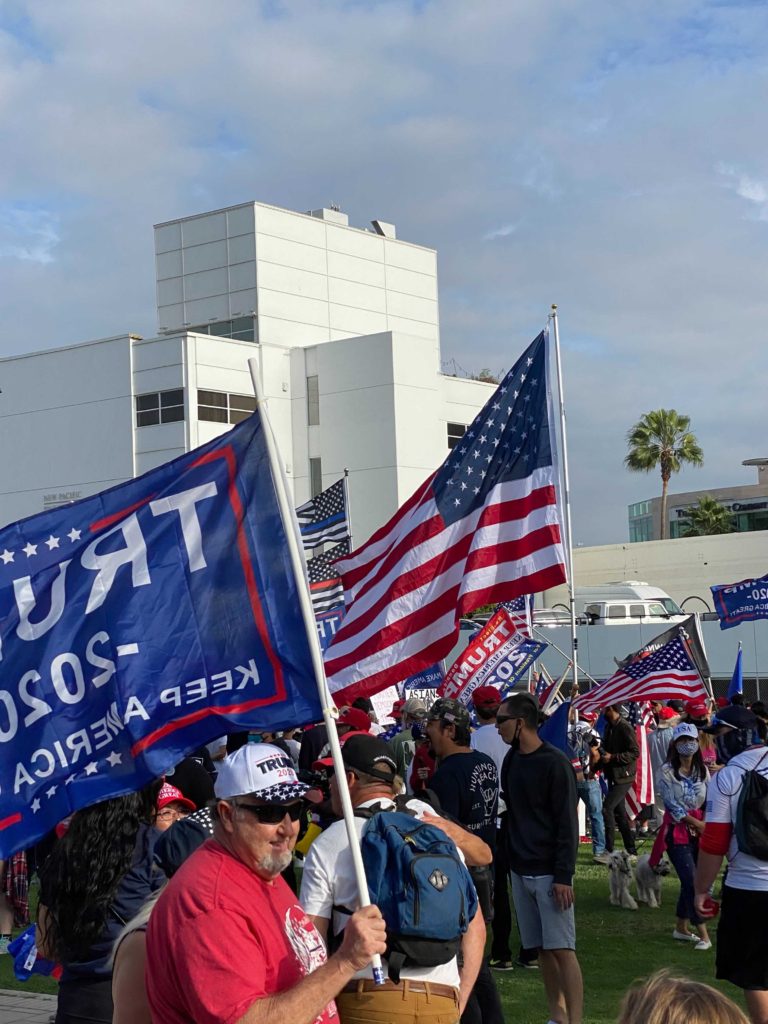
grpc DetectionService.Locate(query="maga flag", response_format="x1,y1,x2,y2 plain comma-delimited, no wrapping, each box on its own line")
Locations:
325,330,567,703
0,413,320,857
712,573,768,630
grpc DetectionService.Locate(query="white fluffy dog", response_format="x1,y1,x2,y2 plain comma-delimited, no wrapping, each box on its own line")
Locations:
634,853,669,908
608,850,638,910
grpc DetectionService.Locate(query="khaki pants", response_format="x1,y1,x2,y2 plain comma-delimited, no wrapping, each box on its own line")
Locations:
336,980,460,1024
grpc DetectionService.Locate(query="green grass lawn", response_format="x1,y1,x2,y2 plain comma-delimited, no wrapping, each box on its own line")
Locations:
1,850,745,1022
495,847,745,1023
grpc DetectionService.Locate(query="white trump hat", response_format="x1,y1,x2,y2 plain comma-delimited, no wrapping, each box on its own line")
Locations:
214,744,309,803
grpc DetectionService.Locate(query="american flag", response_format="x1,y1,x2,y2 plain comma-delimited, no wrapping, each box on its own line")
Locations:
573,634,707,713
324,331,567,701
499,595,533,637
296,479,349,551
307,540,349,614
625,702,654,818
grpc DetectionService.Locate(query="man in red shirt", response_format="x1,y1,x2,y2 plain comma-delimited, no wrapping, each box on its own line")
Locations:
145,743,385,1024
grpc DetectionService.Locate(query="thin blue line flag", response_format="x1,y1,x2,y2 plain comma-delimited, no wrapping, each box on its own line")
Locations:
0,413,321,857
728,646,744,700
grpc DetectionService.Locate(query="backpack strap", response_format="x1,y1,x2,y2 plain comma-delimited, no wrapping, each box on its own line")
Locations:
388,951,406,984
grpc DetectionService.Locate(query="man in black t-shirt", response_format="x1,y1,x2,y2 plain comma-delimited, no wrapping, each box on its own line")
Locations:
499,692,583,1024
427,697,504,1024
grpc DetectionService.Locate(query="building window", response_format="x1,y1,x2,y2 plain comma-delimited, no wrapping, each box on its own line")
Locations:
307,376,320,426
447,422,466,450
310,457,323,497
197,390,257,425
189,317,256,342
135,389,185,427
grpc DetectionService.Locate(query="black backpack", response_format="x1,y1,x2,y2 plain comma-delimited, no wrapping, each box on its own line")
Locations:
735,751,768,862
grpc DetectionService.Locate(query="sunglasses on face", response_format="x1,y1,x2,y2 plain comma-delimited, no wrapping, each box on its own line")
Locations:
234,801,303,824
495,714,520,725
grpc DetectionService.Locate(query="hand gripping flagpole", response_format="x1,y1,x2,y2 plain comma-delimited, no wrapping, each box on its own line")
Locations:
549,305,579,694
248,359,385,985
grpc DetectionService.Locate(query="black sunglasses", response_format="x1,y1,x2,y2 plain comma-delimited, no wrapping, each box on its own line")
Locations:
495,714,519,725
235,801,303,824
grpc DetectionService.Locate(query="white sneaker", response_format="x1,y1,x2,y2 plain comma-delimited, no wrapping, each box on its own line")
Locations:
672,930,698,942
695,939,712,951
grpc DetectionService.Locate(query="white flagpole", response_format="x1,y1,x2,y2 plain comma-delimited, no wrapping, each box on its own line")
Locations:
549,305,579,694
343,468,354,549
248,359,385,985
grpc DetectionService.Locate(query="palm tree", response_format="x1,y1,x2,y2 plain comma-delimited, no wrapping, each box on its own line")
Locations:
681,495,734,537
624,409,704,540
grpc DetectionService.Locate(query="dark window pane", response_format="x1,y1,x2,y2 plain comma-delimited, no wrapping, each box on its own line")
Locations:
309,457,322,497
230,329,255,342
230,393,256,413
307,375,320,426
161,389,184,408
161,405,185,424
231,317,253,333
198,390,227,408
199,406,228,423
136,393,159,412
209,320,232,336
137,409,160,427
229,408,252,424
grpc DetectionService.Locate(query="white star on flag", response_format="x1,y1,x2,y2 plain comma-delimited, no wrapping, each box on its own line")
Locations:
67,528,82,542
84,762,98,775
0,550,13,564
31,799,41,814
23,542,37,557
45,535,60,550
106,751,122,767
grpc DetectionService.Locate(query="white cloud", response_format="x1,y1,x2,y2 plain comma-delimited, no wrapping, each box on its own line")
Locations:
1,0,767,542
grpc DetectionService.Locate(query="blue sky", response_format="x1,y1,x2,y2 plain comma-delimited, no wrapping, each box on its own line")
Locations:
1,0,766,545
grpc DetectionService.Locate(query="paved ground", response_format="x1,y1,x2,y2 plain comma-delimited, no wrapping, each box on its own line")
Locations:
0,989,56,1024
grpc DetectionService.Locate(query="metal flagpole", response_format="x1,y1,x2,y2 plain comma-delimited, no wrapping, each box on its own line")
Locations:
549,305,579,694
343,468,354,549
249,359,385,985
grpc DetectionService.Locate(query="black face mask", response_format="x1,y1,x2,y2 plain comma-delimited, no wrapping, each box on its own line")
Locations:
511,721,523,752
715,728,752,764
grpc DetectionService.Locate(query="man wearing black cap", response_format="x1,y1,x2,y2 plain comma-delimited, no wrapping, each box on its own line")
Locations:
497,691,583,1024
300,733,486,1022
695,705,768,1024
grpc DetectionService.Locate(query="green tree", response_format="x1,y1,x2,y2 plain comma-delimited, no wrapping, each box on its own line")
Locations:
624,409,704,540
681,495,735,537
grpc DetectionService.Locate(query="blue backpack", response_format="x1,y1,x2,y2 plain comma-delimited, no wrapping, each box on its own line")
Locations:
357,807,478,982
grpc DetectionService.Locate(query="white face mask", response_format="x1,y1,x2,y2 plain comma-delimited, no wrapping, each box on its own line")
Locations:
676,740,699,757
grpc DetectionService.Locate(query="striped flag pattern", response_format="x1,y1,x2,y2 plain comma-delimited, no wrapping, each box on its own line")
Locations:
499,595,533,637
307,540,349,615
573,635,707,713
296,479,349,551
625,701,654,818
324,331,567,702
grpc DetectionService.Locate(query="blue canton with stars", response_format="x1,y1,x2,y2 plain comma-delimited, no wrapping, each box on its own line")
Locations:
434,331,553,525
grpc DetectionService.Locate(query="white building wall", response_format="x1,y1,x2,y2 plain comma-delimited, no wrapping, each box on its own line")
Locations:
543,530,768,611
154,202,439,357
0,336,135,527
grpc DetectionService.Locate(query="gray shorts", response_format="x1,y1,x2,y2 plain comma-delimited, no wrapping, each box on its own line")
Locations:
509,872,576,951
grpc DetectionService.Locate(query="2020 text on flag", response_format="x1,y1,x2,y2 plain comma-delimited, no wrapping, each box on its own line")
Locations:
324,330,567,702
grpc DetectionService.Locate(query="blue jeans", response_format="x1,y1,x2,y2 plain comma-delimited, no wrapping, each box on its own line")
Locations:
577,779,606,855
667,839,702,926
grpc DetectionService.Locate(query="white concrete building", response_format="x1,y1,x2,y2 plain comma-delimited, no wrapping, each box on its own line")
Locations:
0,202,494,544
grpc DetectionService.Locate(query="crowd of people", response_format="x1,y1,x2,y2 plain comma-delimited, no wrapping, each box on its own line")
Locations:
0,684,766,1024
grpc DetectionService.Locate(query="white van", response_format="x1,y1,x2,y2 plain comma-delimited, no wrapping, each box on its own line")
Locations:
576,582,686,626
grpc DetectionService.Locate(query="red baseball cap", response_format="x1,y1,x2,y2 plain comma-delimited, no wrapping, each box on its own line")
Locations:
580,711,598,723
685,701,709,721
716,696,730,709
157,782,195,813
337,707,372,733
389,698,405,717
658,707,678,721
471,686,502,710
312,730,375,772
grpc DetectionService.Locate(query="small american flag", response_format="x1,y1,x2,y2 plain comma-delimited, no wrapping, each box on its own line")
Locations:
499,595,533,637
307,540,349,615
324,331,567,702
574,634,707,713
296,479,349,551
625,701,654,818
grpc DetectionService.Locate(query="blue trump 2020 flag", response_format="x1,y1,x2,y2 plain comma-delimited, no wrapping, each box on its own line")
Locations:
712,573,768,630
0,413,321,857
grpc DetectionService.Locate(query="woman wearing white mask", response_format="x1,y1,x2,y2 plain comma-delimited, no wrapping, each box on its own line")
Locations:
658,722,712,950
